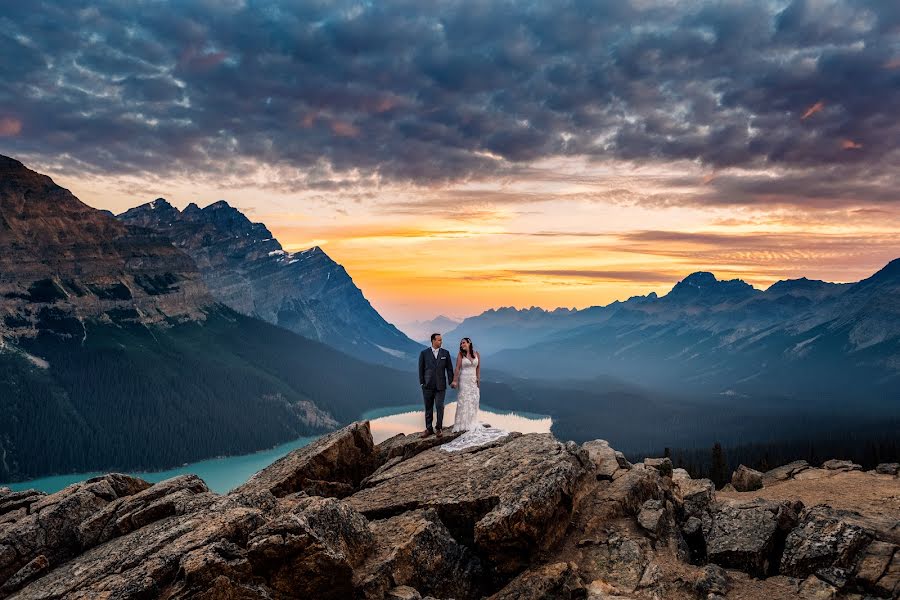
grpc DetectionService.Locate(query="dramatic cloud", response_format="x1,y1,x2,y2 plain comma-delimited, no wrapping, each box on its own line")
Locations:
0,0,898,205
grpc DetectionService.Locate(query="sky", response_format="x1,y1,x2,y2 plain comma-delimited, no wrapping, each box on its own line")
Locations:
1,0,899,324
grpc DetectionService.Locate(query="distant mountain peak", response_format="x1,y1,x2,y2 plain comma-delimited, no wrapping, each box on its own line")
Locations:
205,200,234,211
666,271,756,303
679,271,719,287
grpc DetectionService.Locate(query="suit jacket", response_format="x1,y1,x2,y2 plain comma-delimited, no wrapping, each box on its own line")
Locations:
419,346,455,390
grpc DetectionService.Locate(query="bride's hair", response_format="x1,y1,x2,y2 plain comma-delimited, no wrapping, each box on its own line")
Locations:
459,337,475,358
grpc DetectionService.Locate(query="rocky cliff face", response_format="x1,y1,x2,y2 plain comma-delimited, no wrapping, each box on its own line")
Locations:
118,198,421,367
3,423,896,599
0,156,213,341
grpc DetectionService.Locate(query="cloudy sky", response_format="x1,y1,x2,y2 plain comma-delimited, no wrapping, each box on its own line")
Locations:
2,0,899,323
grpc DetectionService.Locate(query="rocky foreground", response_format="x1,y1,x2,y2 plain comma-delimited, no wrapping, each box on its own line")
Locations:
1,424,897,599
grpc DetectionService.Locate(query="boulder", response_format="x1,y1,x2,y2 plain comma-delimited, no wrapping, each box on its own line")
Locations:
763,460,810,484
643,458,673,477
694,564,729,597
374,431,463,465
584,439,627,480
487,562,585,600
673,476,715,519
731,465,764,492
386,586,422,600
821,460,862,472
636,499,667,538
875,463,899,476
353,509,482,600
246,496,373,599
780,505,874,578
705,498,801,577
798,575,838,600
585,464,665,522
347,433,590,577
0,473,151,596
583,531,651,593
233,421,376,498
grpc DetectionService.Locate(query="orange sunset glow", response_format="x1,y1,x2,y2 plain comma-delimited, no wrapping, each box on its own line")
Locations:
52,155,900,325
4,0,900,326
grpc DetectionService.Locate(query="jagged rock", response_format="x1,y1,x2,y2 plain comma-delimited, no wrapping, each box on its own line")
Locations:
705,498,801,577
763,460,810,484
374,431,463,466
10,492,373,600
672,468,690,481
0,490,46,519
780,506,874,579
673,476,715,519
76,474,211,550
637,561,662,590
694,564,729,597
386,586,422,600
487,561,585,600
637,499,667,538
234,421,376,498
246,495,373,599
584,440,628,480
866,544,899,598
347,433,590,577
0,555,48,596
875,463,899,476
643,458,673,477
354,509,482,600
615,452,633,470
587,465,666,522
821,460,862,472
118,197,422,366
853,540,896,593
0,473,151,595
731,465,764,492
585,532,651,593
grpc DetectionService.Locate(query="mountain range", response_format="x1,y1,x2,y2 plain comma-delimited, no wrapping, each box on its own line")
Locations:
118,198,421,367
0,155,419,482
397,314,462,343
449,263,900,401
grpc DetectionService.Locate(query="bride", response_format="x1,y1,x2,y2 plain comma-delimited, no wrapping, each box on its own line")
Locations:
441,337,508,452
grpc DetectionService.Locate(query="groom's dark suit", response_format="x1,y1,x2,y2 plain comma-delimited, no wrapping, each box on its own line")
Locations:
418,346,455,432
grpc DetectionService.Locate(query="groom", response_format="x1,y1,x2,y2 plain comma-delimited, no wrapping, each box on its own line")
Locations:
418,333,455,438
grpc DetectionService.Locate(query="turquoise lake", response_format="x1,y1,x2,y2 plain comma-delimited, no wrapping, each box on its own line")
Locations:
3,403,551,495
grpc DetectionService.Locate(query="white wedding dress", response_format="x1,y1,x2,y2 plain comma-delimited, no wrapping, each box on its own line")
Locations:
441,355,509,452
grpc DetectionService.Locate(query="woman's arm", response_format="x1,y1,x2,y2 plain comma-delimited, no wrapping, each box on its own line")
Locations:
453,352,462,387
475,351,481,387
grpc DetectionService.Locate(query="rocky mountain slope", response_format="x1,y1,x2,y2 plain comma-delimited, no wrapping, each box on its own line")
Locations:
0,156,212,341
118,198,421,367
0,156,418,482
1,421,896,599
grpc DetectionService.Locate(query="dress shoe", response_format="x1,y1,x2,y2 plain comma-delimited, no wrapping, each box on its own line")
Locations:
420,429,434,438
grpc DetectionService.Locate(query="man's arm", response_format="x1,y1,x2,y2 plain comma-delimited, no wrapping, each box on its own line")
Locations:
418,350,425,386
445,350,455,385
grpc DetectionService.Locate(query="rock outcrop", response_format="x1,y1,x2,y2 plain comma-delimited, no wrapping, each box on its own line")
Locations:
0,155,213,342
2,422,897,599
118,198,421,366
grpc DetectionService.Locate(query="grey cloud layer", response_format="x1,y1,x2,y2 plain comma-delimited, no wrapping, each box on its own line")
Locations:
1,0,898,202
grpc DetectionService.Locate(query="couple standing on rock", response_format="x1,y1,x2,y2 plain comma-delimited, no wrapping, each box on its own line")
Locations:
417,333,508,452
